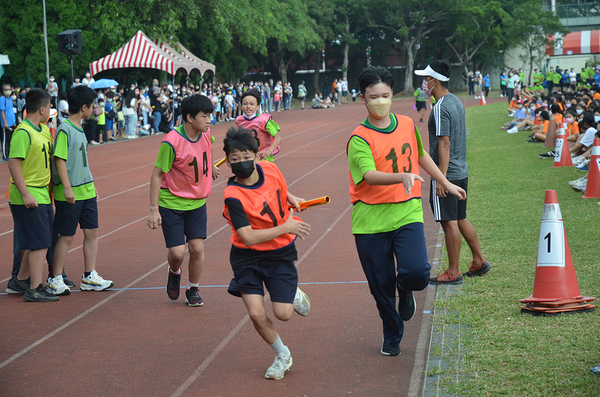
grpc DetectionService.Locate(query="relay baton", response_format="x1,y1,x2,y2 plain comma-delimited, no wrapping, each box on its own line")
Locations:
288,196,330,210
215,157,227,167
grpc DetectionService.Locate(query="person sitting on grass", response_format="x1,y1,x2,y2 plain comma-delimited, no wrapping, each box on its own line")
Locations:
570,113,597,159
507,95,519,115
526,110,550,143
505,100,527,133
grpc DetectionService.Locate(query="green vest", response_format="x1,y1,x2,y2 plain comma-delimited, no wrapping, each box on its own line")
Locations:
51,121,94,188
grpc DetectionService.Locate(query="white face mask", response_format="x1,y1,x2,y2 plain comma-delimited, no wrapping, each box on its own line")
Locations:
11,95,16,100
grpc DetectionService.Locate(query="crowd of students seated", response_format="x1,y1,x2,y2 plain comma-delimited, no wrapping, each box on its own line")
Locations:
500,78,600,194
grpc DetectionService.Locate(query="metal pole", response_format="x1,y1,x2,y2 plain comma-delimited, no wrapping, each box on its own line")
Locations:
70,55,74,85
43,0,50,86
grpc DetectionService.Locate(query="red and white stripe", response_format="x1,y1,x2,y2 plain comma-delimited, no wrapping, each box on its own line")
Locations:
546,30,600,56
89,31,214,77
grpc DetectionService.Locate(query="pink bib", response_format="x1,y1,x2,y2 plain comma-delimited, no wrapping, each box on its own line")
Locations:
160,127,213,199
235,113,278,154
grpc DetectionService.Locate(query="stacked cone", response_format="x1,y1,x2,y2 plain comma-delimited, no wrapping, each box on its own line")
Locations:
480,91,486,106
553,124,572,167
583,137,600,199
519,190,596,316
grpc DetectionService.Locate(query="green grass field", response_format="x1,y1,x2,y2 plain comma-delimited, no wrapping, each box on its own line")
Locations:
432,101,600,396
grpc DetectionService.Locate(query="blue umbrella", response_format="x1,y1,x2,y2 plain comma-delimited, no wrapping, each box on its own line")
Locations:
88,79,119,89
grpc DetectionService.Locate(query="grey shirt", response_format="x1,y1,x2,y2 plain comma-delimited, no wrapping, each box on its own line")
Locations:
428,93,468,180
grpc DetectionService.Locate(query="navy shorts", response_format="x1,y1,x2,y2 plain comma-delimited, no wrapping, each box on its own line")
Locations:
54,198,99,235
11,203,53,250
228,259,298,303
416,101,427,111
159,205,207,248
430,178,468,222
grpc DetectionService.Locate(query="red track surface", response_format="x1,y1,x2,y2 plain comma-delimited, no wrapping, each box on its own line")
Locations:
0,96,492,396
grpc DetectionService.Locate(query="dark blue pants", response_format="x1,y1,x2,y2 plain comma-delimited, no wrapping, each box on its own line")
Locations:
354,222,431,346
10,203,60,281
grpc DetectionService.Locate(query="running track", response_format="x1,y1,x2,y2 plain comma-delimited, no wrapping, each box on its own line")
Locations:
0,97,489,396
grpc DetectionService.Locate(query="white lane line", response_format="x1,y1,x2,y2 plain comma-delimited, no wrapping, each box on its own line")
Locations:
0,223,229,370
171,204,353,397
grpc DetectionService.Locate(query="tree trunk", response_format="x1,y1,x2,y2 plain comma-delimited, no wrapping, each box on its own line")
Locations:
403,39,417,93
342,16,350,80
278,57,288,85
313,50,322,94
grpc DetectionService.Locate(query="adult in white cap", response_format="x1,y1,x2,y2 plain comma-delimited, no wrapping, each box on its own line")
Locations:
415,60,491,285
346,66,466,357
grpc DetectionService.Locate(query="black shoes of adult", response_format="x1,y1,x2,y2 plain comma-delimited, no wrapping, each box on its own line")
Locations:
23,285,59,302
381,339,401,356
6,277,29,294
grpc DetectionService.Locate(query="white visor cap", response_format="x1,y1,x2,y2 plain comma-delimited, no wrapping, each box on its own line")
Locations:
414,65,450,82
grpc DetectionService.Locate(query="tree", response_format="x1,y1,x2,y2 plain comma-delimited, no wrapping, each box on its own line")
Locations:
368,0,455,93
510,0,568,85
332,0,367,80
443,0,509,78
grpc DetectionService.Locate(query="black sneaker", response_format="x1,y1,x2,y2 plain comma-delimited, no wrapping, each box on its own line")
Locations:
525,136,537,143
23,284,59,302
6,277,29,294
538,150,555,159
381,338,401,356
185,287,204,307
63,276,76,289
397,284,416,322
166,269,181,300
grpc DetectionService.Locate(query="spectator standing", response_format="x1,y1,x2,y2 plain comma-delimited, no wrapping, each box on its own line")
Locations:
58,92,69,124
483,73,490,97
16,90,26,124
467,71,474,98
105,92,116,141
473,71,481,99
274,82,282,112
297,81,307,109
123,89,139,139
569,68,577,89
416,60,491,285
225,90,235,121
140,89,152,128
340,77,349,104
284,83,293,110
46,76,59,108
546,67,554,94
268,79,274,112
500,70,507,97
1,84,17,160
82,72,95,86
506,71,516,104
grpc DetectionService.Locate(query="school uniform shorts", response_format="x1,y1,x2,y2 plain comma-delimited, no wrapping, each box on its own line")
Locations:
429,178,468,222
54,198,99,236
159,204,207,248
11,203,53,250
228,259,298,304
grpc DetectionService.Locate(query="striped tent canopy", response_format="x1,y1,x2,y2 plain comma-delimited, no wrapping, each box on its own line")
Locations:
156,41,216,76
546,30,600,56
90,31,215,77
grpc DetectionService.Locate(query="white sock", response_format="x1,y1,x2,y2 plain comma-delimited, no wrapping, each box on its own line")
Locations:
270,334,290,357
170,267,181,275
188,282,199,289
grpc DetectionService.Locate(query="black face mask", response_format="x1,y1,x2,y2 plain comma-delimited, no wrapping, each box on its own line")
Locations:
231,160,255,179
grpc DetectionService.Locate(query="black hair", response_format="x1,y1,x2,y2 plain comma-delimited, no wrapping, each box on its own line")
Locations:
68,85,97,114
580,112,594,130
550,103,562,115
540,110,550,121
241,88,262,105
181,94,214,123
358,66,394,95
223,127,260,156
59,91,68,101
429,59,451,88
25,88,51,113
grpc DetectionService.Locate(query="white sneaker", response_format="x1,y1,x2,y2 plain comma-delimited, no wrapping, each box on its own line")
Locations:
293,287,310,317
568,176,586,186
80,270,114,291
572,179,588,192
572,156,585,165
264,354,293,380
46,275,71,296
507,127,519,134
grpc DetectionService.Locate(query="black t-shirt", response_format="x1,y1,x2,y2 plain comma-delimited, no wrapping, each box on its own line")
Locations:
224,168,298,269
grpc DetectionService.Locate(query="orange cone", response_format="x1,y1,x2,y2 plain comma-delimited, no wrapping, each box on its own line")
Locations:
553,125,573,167
480,91,486,106
583,137,600,199
519,190,596,316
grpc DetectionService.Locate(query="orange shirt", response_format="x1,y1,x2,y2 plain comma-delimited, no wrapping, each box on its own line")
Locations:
542,120,550,134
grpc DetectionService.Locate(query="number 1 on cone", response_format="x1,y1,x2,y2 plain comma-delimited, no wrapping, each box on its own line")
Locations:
537,221,565,267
